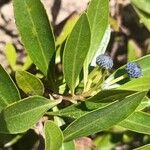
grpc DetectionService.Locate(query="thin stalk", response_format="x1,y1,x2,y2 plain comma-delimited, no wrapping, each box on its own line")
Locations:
84,66,101,92
107,74,128,86
102,74,129,90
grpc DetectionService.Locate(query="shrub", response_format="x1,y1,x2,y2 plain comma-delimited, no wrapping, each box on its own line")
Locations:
0,0,150,149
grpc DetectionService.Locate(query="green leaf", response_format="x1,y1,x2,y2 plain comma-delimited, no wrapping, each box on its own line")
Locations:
133,6,150,31
134,144,150,150
105,54,150,85
118,77,150,91
84,0,109,85
63,92,146,141
137,96,150,110
5,43,17,70
0,96,61,134
127,40,137,61
13,0,55,76
56,15,79,46
48,90,135,119
119,111,150,135
90,26,111,66
60,141,75,150
44,121,63,150
63,13,91,94
132,0,150,14
16,71,44,96
22,56,33,71
0,65,20,112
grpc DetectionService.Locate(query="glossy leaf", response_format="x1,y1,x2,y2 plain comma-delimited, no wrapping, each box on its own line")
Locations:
13,0,55,76
16,71,44,96
48,91,149,119
63,92,146,141
63,13,91,94
5,43,17,70
133,6,150,31
134,144,150,150
90,26,111,66
44,121,63,150
22,56,33,71
137,96,150,110
119,111,150,135
118,77,150,91
105,54,150,85
0,65,20,112
132,0,150,14
47,90,135,119
0,96,61,134
84,0,109,84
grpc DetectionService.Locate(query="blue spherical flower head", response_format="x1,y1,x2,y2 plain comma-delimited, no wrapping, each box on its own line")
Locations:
96,54,113,69
126,62,142,78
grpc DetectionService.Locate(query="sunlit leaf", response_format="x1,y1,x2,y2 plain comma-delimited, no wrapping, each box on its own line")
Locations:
134,143,150,150
119,111,150,135
13,0,55,76
44,121,63,150
63,13,91,94
132,0,150,14
5,43,17,71
0,96,61,134
84,0,109,85
0,65,20,112
118,77,150,91
16,71,44,96
63,92,146,141
48,90,135,119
